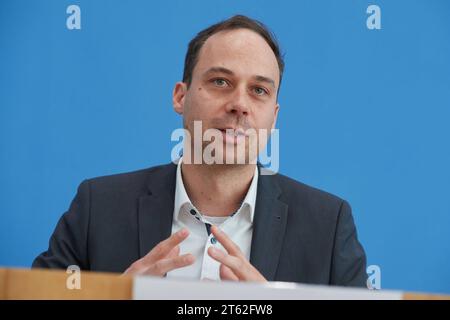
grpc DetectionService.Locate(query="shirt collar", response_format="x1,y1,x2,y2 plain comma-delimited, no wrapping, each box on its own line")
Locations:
173,157,259,223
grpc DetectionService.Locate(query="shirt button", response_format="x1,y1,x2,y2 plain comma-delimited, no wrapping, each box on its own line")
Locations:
210,237,217,245
190,209,197,216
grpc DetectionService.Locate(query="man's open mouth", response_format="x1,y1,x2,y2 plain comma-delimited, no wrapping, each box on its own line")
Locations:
216,128,248,144
217,128,247,137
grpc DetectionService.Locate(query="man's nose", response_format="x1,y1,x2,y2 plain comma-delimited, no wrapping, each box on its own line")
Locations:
225,86,250,116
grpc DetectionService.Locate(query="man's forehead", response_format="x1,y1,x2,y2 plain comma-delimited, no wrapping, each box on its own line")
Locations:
194,29,280,83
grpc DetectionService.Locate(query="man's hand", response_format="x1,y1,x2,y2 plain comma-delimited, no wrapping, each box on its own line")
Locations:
124,228,195,276
207,225,267,282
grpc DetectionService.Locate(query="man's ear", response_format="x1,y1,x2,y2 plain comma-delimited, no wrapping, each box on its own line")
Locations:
173,82,187,115
271,103,280,130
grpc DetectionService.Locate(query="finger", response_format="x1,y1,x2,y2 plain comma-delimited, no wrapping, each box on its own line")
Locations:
220,264,239,281
207,247,246,280
210,226,243,257
209,247,266,282
166,245,180,259
123,245,183,276
144,253,195,276
145,228,189,263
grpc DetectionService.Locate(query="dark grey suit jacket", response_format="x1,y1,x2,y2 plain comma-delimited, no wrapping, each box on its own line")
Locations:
33,163,367,287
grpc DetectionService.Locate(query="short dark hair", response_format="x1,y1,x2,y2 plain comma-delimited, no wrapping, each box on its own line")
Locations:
182,15,284,92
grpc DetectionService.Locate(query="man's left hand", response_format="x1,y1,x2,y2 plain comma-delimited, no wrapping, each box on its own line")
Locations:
207,225,267,282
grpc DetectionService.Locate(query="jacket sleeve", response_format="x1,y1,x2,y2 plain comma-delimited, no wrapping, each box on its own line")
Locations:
330,200,368,287
32,180,91,270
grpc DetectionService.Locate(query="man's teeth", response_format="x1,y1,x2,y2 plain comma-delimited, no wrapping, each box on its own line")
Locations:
223,130,244,137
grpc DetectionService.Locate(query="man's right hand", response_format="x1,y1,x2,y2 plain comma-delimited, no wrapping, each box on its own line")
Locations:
123,228,195,276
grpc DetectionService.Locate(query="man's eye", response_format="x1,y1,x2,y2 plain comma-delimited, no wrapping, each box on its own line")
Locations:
212,79,228,87
254,87,268,96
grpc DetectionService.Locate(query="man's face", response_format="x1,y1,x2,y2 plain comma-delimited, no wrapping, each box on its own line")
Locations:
173,28,280,164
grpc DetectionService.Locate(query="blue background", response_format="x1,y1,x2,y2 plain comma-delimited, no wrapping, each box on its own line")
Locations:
1,0,449,294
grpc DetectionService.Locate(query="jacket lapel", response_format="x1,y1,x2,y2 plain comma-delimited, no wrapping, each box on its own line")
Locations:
138,163,177,258
250,167,289,281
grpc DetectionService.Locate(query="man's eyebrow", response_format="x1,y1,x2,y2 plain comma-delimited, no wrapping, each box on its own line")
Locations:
203,67,234,76
253,75,276,89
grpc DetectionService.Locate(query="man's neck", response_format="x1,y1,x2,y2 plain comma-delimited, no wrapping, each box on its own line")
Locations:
181,162,256,217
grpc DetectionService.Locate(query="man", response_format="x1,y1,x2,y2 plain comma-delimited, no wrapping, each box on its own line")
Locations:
33,15,367,287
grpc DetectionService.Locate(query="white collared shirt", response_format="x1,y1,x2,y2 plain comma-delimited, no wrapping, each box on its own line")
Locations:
166,157,258,281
